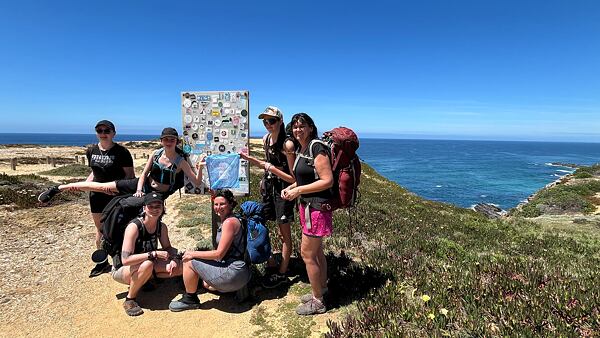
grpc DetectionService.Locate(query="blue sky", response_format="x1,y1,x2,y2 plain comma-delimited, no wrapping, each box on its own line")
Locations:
0,0,598,142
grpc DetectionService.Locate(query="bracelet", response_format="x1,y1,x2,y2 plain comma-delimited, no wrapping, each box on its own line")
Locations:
264,163,271,171
147,252,153,261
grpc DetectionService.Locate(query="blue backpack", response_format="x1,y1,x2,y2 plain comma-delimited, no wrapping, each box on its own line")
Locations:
239,201,272,264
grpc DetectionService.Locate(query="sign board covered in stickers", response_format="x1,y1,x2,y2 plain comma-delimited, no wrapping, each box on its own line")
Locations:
181,90,250,196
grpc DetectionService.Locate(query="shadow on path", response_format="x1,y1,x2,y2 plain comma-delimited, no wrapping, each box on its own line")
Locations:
113,251,389,313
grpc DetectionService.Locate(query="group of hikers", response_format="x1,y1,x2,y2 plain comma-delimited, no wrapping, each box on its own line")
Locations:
38,107,336,316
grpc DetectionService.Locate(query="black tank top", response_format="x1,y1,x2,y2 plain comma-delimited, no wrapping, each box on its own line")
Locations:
131,218,162,254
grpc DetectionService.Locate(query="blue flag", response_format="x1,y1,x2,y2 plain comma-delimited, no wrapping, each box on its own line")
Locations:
206,154,240,190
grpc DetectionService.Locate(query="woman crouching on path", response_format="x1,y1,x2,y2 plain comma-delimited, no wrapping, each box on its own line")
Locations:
113,192,182,316
38,127,204,202
240,106,296,289
281,113,333,315
169,189,251,312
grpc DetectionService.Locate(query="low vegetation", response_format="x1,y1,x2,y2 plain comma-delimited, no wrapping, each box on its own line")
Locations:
8,144,598,335
40,164,91,177
0,173,84,209
170,153,600,336
322,164,600,336
513,164,600,217
573,164,600,179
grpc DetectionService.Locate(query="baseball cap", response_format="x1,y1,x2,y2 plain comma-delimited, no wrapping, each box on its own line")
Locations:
95,120,116,131
160,127,179,139
144,192,164,205
258,106,283,120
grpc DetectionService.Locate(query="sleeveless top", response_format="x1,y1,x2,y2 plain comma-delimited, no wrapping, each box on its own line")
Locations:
215,216,245,262
131,217,162,254
149,148,184,187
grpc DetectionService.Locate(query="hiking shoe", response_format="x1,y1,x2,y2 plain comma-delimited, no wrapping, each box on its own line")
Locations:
89,261,111,278
123,299,144,316
261,273,289,289
300,288,328,303
169,297,201,312
38,186,60,203
296,297,326,315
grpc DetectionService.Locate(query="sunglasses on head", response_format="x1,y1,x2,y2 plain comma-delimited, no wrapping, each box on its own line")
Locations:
263,117,279,126
95,128,112,134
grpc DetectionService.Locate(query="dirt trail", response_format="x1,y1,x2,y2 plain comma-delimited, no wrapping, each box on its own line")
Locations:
0,143,342,337
0,170,340,337
0,196,264,337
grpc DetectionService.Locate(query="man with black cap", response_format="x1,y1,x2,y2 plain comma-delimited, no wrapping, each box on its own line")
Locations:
110,192,182,316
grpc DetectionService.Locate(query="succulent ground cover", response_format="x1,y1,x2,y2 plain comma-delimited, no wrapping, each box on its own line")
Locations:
322,164,600,336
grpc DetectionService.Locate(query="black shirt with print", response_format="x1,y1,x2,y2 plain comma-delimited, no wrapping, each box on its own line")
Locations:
86,144,133,182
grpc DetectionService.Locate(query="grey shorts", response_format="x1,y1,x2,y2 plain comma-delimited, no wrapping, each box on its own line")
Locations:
191,259,251,293
111,265,128,285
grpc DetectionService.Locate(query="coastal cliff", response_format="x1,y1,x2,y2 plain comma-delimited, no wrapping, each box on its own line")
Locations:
1,143,599,336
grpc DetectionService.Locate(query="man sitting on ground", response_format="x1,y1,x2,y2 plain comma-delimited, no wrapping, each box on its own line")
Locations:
111,192,182,316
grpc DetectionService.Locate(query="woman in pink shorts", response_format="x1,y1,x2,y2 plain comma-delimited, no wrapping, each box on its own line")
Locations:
281,113,333,315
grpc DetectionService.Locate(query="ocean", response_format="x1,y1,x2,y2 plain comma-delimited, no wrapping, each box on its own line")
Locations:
358,139,600,209
0,133,157,146
2,133,598,209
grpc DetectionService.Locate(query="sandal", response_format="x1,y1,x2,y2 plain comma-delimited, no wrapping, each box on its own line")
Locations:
123,299,144,316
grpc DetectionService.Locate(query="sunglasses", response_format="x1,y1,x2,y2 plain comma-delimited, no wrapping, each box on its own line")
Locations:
263,118,280,126
95,128,112,134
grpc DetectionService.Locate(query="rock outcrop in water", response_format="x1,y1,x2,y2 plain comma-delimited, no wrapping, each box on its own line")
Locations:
473,203,507,219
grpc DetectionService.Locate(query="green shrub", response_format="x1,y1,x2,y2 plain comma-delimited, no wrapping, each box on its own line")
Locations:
40,164,91,177
574,172,593,179
513,180,600,217
573,164,600,179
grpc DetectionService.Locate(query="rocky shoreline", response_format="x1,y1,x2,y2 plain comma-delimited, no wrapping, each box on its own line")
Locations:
472,164,579,219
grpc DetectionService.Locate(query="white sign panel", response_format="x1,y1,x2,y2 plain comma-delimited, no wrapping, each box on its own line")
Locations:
181,90,250,196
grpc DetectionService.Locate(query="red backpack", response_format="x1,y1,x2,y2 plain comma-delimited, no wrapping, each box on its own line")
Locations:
294,127,361,211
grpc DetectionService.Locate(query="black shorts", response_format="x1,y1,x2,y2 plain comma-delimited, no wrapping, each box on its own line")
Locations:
115,178,171,197
89,191,115,213
115,178,140,194
264,191,295,225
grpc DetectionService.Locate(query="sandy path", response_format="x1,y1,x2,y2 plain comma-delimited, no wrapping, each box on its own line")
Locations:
0,143,340,337
0,194,263,337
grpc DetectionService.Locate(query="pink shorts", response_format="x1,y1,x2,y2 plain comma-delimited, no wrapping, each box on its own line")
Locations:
299,203,333,237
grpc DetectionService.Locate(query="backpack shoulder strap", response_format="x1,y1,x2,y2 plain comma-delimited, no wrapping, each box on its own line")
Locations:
153,148,164,162
307,140,328,159
173,154,184,168
132,217,144,235
233,214,249,262
293,139,327,177
263,134,271,162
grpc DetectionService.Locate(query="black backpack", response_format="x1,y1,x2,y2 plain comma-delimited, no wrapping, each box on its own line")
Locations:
99,194,145,259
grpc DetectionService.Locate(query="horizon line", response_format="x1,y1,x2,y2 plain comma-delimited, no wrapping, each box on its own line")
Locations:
0,131,599,144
